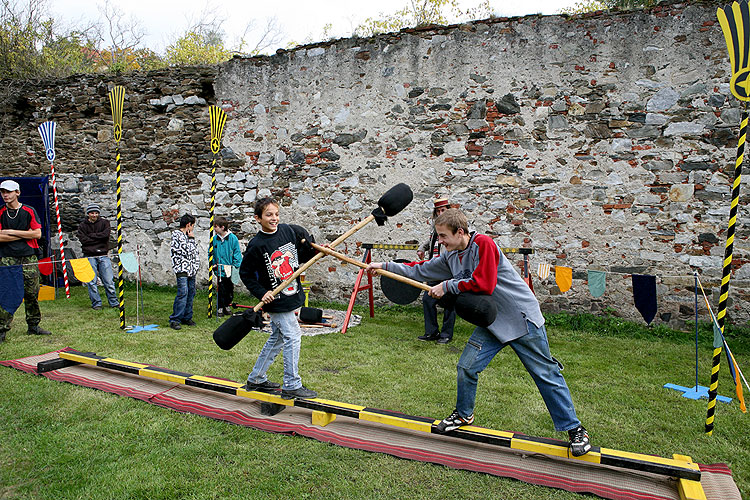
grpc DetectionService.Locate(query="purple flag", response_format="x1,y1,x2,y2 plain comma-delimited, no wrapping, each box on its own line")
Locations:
632,274,657,325
0,265,24,315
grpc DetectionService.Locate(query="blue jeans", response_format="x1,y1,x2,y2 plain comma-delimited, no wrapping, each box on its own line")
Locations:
247,310,302,390
169,274,195,324
455,320,580,432
86,256,118,308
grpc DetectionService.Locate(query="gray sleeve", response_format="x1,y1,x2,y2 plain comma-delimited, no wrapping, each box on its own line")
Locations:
384,255,452,284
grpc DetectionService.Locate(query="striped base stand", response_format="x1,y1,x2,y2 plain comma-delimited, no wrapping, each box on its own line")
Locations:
50,349,704,491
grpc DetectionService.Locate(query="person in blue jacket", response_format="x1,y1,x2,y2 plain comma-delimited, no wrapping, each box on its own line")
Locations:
212,216,243,317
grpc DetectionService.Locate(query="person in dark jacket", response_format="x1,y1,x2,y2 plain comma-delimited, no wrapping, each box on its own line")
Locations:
417,198,456,343
77,203,117,310
239,197,317,400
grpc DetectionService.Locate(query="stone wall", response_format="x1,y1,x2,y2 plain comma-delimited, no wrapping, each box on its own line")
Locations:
1,0,748,328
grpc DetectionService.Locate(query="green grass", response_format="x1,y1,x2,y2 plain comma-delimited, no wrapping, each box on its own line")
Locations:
1,284,748,499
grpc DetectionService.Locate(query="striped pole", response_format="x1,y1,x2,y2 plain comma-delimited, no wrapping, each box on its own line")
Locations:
38,121,70,298
708,1,750,434
109,86,126,329
207,106,227,318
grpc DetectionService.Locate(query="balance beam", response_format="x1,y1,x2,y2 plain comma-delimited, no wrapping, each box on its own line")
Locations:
49,350,703,493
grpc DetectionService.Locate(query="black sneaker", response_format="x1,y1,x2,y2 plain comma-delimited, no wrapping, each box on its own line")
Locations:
436,336,452,344
281,386,318,399
217,308,225,318
245,380,281,392
169,321,181,330
435,409,474,433
27,326,52,336
418,333,440,341
568,425,591,457
182,319,196,326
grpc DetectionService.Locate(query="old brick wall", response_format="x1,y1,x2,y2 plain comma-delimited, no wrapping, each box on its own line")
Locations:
1,0,747,328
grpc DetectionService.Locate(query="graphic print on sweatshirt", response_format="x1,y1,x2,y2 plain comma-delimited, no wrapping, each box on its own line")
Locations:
263,242,299,295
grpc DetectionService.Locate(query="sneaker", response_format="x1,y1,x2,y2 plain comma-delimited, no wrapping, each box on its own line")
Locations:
436,336,452,344
217,308,225,318
418,333,440,341
27,326,52,336
281,385,318,399
92,305,102,310
568,425,591,457
245,380,281,392
182,319,196,326
435,409,474,433
169,321,181,330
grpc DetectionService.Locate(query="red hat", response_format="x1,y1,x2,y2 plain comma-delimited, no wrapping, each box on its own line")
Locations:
270,250,284,262
433,198,449,209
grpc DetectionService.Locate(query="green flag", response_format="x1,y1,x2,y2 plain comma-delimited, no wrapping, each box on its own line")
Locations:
588,270,606,298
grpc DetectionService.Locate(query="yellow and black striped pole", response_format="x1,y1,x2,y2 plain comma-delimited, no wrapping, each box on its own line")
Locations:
208,106,227,318
109,85,126,329
708,1,750,434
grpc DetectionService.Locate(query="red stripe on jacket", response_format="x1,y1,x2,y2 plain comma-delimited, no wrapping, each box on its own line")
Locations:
457,234,498,294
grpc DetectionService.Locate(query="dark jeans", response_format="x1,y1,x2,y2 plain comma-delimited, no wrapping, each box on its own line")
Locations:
170,274,195,324
422,291,456,339
218,277,234,309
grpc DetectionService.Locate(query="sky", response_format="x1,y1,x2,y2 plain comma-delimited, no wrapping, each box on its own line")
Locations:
49,0,581,55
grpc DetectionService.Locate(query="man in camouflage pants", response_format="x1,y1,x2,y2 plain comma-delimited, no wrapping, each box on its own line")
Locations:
0,180,51,342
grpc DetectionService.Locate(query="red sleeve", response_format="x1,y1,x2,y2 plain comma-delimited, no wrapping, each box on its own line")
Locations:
25,206,41,230
456,234,498,294
0,207,4,230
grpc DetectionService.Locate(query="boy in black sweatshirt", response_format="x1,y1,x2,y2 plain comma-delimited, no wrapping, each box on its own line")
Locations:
239,197,317,399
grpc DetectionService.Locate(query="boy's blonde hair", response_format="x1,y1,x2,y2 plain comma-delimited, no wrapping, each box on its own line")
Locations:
434,208,469,234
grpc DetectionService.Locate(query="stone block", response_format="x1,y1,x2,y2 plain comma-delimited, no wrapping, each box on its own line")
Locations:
646,87,679,112
668,184,694,202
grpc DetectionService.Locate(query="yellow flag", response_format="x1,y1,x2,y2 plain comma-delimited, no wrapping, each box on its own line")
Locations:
70,258,96,284
38,285,56,301
555,266,572,293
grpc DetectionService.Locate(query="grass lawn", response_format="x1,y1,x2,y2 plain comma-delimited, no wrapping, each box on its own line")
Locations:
1,283,748,499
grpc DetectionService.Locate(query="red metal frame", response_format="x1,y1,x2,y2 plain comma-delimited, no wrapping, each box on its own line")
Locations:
341,249,375,334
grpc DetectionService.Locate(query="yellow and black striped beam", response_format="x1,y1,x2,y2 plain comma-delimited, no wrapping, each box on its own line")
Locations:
108,85,126,329
362,243,420,250
52,349,701,483
708,0,750,434
360,243,534,255
207,106,227,319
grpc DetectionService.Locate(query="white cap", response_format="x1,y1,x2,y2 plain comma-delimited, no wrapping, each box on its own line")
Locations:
0,180,20,191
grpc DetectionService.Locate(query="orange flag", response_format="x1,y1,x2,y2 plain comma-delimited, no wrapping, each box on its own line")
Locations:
555,266,572,293
38,285,56,301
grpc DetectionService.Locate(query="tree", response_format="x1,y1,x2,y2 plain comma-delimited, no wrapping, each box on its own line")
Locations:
165,30,230,66
0,0,99,78
559,0,657,15
355,0,492,37
95,0,147,72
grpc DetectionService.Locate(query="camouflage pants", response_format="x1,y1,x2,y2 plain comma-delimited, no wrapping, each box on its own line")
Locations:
0,255,41,334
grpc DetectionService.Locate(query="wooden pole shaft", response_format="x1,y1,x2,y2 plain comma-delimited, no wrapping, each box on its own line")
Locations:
310,242,430,292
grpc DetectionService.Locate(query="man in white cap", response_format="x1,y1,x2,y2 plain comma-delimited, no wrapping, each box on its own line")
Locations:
0,179,52,341
77,203,118,310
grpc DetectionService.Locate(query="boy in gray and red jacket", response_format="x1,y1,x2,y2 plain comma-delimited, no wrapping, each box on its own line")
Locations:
367,208,591,457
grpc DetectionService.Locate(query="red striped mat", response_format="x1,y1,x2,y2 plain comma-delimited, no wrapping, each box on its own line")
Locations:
2,349,741,500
